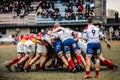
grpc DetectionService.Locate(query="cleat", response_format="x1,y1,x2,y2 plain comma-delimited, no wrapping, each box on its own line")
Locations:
5,64,12,72
46,64,56,69
35,64,39,71
78,64,84,72
75,64,81,72
113,64,118,71
14,64,20,72
24,67,31,72
95,74,101,78
72,67,77,73
84,74,91,78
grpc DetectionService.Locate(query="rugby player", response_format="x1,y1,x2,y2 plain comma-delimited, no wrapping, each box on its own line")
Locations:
52,23,83,72
14,34,36,72
82,17,110,78
5,34,26,72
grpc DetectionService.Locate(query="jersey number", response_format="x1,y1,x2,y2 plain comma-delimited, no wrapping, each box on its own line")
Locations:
91,29,96,36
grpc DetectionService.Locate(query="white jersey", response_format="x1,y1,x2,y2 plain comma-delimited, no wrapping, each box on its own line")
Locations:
36,44,47,54
77,39,87,54
83,25,103,43
55,28,73,42
42,34,52,45
77,32,82,39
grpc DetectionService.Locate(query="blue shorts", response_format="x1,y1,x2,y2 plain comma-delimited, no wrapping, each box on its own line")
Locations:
86,43,102,55
53,39,63,53
63,38,78,53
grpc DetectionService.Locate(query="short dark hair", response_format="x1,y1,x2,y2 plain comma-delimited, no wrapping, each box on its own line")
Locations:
87,17,93,23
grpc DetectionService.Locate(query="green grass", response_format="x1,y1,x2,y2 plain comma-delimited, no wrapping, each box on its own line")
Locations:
0,41,120,80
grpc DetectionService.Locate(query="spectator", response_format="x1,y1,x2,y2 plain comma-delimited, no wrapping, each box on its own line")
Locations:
78,12,83,20
114,11,119,23
65,13,70,20
89,10,95,18
12,9,17,19
19,7,25,19
101,25,105,34
109,26,114,40
74,0,80,8
77,5,83,12
114,30,120,40
70,12,76,20
14,34,19,44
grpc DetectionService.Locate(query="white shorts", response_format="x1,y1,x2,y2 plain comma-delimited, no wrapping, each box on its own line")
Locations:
37,44,47,54
77,40,87,54
17,42,25,53
24,40,36,54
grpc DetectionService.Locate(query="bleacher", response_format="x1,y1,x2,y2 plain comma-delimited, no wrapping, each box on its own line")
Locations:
0,14,28,25
36,0,95,24
0,0,95,25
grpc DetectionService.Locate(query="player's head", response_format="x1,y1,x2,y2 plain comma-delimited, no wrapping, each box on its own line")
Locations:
47,30,52,36
53,22,60,29
86,17,93,24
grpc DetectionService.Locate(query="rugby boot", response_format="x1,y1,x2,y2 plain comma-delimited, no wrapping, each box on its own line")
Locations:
5,64,12,72
24,67,31,72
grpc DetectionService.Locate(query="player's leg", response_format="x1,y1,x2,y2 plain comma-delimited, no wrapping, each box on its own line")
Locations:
57,51,69,68
25,53,41,72
6,53,24,72
95,55,100,78
99,53,118,71
6,42,25,72
14,53,29,72
37,53,48,71
63,40,76,72
84,54,92,78
53,40,69,68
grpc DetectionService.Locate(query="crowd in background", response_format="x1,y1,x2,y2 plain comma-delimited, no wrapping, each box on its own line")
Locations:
108,26,120,40
36,0,95,21
0,0,33,19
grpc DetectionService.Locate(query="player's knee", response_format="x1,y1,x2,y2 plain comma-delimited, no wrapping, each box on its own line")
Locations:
74,50,81,56
65,52,71,58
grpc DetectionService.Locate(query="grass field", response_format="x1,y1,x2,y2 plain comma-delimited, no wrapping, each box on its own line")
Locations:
0,41,120,80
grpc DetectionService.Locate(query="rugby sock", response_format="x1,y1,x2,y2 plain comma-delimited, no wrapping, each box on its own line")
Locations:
20,61,26,69
95,70,100,77
86,71,90,75
100,61,107,66
8,58,20,66
68,60,75,69
67,65,71,69
104,59,114,68
26,63,31,68
76,56,82,64
95,70,99,75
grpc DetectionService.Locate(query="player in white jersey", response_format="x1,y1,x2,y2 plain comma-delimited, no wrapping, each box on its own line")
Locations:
53,23,83,72
83,17,111,78
76,32,117,71
51,32,69,69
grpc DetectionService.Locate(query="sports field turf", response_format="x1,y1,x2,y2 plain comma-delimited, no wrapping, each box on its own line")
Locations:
0,41,120,80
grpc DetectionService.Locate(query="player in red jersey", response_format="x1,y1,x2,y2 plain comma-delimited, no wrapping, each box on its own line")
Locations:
14,34,37,72
5,34,26,72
